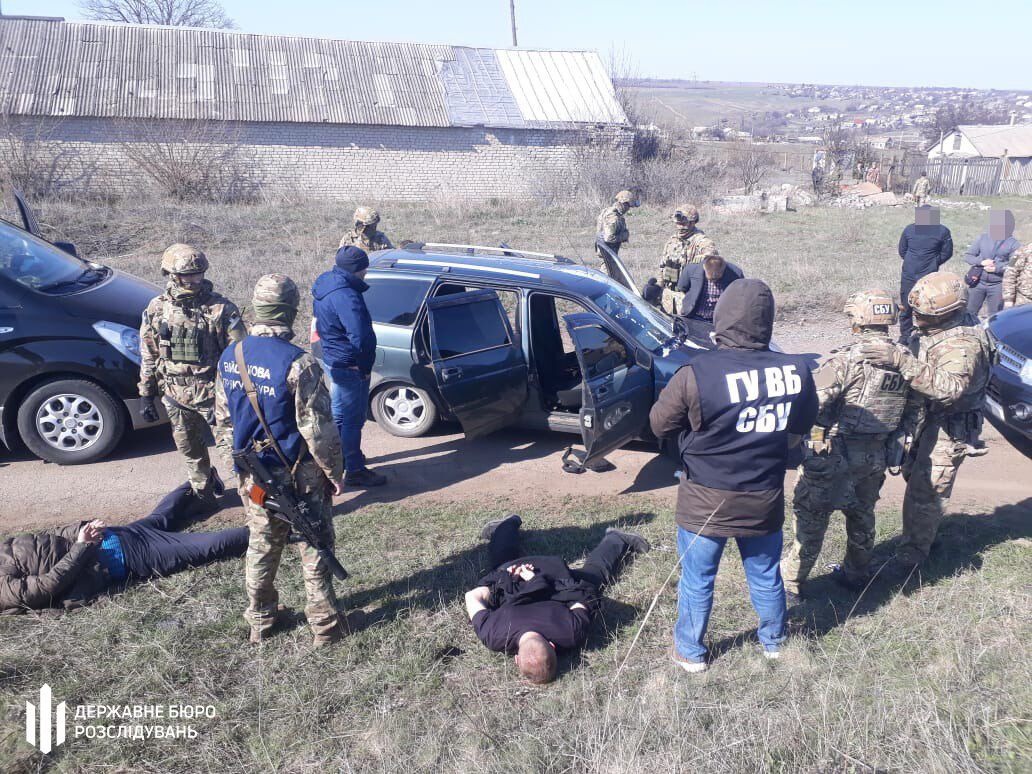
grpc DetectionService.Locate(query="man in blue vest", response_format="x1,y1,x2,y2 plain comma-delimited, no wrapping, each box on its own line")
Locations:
215,274,354,647
650,279,818,672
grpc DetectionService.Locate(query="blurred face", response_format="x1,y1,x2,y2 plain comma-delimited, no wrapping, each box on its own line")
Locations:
989,210,1015,240
915,207,939,226
355,268,368,280
358,220,378,234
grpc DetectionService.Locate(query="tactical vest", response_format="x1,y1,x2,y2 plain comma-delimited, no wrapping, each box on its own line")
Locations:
680,348,815,491
219,335,306,470
158,297,221,366
831,347,908,436
918,323,993,414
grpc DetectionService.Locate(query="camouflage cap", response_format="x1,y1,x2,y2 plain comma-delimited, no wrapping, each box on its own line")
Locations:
160,243,208,275
908,271,968,318
673,204,700,224
353,206,380,225
615,190,639,206
252,273,300,309
844,288,898,327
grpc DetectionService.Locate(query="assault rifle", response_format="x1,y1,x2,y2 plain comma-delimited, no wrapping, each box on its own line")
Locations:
232,447,349,581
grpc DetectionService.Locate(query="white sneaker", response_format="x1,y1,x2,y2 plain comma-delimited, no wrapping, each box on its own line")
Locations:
763,649,781,661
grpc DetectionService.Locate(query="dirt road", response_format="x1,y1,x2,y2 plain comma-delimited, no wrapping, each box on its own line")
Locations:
2,409,1029,531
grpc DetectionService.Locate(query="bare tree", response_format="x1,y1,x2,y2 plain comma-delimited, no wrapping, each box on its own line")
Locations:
724,146,775,194
921,101,1010,145
0,115,98,200
77,0,236,28
121,119,263,202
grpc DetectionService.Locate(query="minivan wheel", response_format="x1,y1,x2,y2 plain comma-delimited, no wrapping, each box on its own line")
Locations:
371,384,437,438
16,379,126,464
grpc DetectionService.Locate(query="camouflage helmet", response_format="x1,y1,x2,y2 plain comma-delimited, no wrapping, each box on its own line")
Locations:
908,271,968,318
353,206,380,226
160,243,208,275
673,204,700,224
614,190,640,207
252,273,300,310
844,288,898,327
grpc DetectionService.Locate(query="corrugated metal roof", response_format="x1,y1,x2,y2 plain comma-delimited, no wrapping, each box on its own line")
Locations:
0,17,627,129
960,125,1032,158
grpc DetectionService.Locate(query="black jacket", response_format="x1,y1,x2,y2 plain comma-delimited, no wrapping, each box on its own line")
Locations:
898,224,953,280
675,261,744,318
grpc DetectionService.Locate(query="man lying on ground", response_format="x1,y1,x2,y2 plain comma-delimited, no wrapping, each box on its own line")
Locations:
1,483,248,614
464,515,650,684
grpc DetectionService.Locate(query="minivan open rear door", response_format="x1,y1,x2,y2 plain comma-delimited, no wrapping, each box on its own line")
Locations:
561,312,654,471
426,289,528,439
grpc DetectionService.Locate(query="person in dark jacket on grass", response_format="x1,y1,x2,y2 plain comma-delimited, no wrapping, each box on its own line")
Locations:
312,245,385,487
0,483,247,614
898,206,953,343
465,515,649,684
963,209,1021,318
675,249,744,323
650,279,818,673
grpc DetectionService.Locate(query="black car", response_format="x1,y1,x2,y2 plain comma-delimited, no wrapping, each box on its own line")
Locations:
0,193,165,464
985,304,1032,454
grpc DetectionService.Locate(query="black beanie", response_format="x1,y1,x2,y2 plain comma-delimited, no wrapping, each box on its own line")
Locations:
335,245,369,274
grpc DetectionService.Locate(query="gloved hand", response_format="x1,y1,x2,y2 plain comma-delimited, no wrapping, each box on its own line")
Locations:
140,396,159,423
859,340,904,369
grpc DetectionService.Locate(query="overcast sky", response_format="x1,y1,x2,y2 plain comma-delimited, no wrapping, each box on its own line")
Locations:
8,0,1030,91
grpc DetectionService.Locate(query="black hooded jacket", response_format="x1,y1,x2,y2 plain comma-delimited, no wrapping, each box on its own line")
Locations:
649,280,818,536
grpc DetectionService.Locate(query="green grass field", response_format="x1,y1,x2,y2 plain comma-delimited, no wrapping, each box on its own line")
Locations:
1,495,1029,771
2,195,1030,771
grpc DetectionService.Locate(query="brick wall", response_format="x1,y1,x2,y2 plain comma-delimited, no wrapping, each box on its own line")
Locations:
3,116,633,201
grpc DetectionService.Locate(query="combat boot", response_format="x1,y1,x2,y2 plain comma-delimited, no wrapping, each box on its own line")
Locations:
247,604,293,645
312,609,367,648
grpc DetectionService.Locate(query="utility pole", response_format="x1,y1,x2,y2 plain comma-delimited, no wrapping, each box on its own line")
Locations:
509,0,518,47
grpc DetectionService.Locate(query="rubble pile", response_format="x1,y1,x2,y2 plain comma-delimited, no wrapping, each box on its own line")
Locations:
712,184,816,214
830,182,900,209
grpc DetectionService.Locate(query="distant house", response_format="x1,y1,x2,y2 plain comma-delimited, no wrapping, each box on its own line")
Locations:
0,16,631,201
927,124,1032,196
928,124,1032,161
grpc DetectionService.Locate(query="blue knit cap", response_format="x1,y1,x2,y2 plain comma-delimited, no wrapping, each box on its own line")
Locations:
335,245,369,274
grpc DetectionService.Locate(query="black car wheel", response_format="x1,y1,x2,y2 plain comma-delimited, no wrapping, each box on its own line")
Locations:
16,379,126,464
371,384,438,438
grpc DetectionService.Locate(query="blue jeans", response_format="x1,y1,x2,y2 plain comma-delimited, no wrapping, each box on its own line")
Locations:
325,366,369,474
674,527,786,661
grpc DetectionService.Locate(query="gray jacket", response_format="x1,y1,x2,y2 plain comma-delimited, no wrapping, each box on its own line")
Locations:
964,234,1020,286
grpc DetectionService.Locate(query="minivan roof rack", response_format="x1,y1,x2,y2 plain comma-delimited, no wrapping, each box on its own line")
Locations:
402,242,575,265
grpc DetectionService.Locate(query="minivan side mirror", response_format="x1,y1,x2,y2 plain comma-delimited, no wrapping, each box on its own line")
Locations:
54,241,79,258
635,348,653,371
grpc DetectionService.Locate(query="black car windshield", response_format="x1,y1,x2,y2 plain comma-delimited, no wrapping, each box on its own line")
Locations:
589,282,673,351
0,220,90,292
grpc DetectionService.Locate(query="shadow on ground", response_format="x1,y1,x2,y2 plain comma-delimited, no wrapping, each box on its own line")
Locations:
706,498,1032,660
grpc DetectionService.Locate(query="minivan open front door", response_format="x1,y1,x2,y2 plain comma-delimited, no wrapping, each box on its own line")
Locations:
595,238,640,295
427,289,528,439
562,312,654,471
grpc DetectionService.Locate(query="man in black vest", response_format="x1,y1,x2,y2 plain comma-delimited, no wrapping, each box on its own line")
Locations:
650,279,818,672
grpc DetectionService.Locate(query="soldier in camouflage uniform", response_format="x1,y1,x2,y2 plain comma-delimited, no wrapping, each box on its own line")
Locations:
1003,244,1032,308
912,173,932,206
139,244,245,503
781,290,915,596
596,190,639,256
659,205,712,315
860,272,993,572
339,206,393,252
214,274,355,647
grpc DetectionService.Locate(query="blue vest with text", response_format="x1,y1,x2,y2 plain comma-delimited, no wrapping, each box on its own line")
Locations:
219,335,306,470
681,349,815,491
